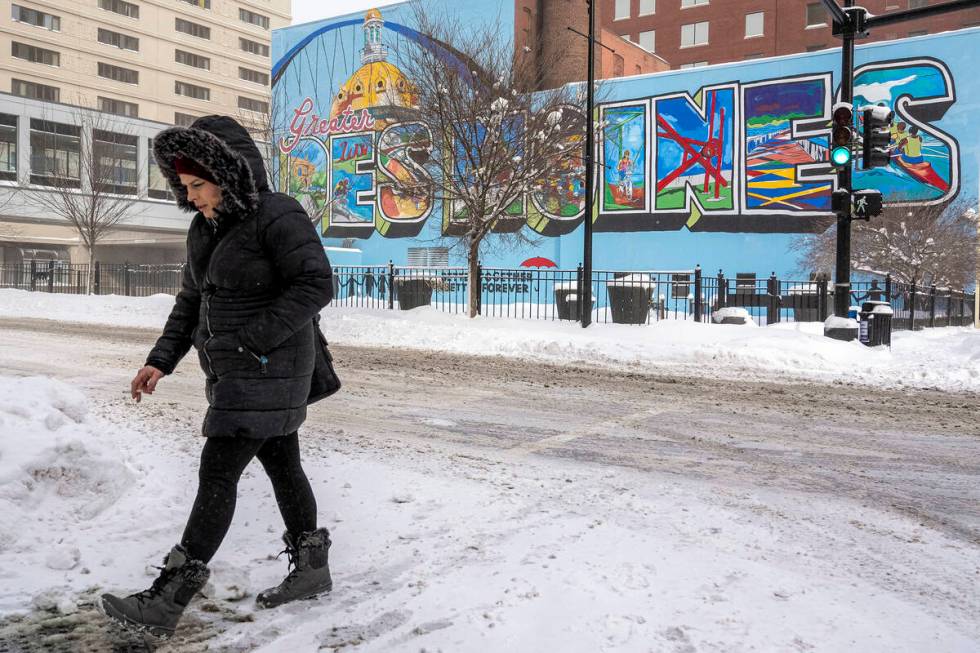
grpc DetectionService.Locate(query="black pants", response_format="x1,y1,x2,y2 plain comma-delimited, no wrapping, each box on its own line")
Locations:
181,431,317,563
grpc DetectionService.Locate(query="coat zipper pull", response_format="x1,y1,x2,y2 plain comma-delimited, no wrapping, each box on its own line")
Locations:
239,346,269,375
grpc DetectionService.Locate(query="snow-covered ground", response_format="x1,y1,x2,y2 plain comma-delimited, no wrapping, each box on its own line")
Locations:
1,373,977,652
1,288,979,392
1,291,979,650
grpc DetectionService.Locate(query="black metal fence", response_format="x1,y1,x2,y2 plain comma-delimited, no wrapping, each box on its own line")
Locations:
3,261,975,331
0,262,184,296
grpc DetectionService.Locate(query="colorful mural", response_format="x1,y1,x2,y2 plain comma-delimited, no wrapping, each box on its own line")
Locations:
273,3,976,274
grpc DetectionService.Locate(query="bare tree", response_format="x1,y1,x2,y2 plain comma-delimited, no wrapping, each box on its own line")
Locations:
236,98,287,193
31,107,142,293
792,198,977,288
398,5,590,317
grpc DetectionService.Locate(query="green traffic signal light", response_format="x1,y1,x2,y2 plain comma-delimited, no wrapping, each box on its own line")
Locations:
831,145,852,167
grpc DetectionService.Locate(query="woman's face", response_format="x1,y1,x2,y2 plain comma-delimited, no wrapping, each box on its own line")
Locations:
179,174,222,219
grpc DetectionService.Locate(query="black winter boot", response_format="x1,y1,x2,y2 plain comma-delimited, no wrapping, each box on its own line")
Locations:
100,545,210,639
256,528,332,609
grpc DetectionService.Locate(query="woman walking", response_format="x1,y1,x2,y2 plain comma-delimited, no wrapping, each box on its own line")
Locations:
100,115,335,638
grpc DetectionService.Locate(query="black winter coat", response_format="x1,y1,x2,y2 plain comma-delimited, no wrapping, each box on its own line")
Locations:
146,116,333,438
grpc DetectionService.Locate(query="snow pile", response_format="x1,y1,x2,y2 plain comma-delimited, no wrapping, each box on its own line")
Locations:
1,289,979,392
0,376,136,553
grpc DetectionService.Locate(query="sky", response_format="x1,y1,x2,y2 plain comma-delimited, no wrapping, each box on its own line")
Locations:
291,0,404,25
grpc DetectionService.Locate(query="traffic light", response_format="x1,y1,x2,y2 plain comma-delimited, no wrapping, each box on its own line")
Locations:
830,103,854,168
852,189,883,220
862,105,894,169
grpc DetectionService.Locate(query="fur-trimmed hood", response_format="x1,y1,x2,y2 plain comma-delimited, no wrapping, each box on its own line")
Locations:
153,115,269,218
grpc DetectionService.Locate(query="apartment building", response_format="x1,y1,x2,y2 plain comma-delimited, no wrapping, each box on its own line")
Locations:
0,0,291,125
603,0,980,69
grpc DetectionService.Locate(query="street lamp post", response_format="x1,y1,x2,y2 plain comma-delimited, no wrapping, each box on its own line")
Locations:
580,0,596,328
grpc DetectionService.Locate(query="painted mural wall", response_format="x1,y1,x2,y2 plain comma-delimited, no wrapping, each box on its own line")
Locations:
273,2,978,277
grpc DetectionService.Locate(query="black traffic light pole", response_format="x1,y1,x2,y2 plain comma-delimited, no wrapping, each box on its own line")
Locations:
831,0,856,320
823,0,980,324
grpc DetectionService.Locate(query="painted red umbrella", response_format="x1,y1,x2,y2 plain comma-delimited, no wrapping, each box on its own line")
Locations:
520,256,558,268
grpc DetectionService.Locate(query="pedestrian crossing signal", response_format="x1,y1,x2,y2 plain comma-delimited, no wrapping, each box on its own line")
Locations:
852,189,883,220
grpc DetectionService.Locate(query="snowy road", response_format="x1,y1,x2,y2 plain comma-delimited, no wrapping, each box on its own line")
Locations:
1,317,979,652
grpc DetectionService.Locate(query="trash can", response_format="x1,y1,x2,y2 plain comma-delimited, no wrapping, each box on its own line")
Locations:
554,283,591,320
394,277,433,310
606,274,653,324
859,300,893,346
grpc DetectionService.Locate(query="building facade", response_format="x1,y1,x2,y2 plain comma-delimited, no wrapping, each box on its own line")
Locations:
603,0,980,69
515,0,669,88
273,2,978,286
0,93,192,265
0,0,290,125
0,0,291,266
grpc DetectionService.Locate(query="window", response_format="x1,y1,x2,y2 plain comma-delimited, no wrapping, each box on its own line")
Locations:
178,0,211,8
744,52,764,60
0,114,17,182
98,28,139,51
682,0,709,6
238,96,269,114
12,42,60,66
11,5,60,31
99,0,139,19
239,8,270,30
12,78,58,101
639,30,655,52
175,17,210,40
174,112,197,126
909,0,927,7
639,0,655,15
679,61,708,69
98,96,139,118
93,130,138,195
98,62,139,84
175,80,209,101
30,119,80,188
239,67,269,85
614,0,630,20
175,49,210,70
148,138,174,201
806,3,827,27
806,43,828,51
745,11,764,37
680,21,709,47
908,29,928,36
613,54,624,77
239,37,269,57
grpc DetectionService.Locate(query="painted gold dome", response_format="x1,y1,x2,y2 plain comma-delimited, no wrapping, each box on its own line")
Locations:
329,61,415,119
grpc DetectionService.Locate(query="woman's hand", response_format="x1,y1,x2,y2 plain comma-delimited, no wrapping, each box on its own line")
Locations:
131,365,165,403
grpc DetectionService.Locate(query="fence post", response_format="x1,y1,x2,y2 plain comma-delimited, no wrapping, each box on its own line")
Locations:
124,262,132,297
387,260,395,310
909,281,917,331
948,291,953,327
817,277,827,320
885,273,892,303
47,260,54,293
767,271,779,325
30,260,37,292
962,292,967,327
693,265,702,322
717,269,727,308
476,261,483,316
929,284,937,328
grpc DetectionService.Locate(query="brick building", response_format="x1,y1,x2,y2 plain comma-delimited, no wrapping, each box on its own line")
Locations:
603,0,980,69
516,0,669,89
